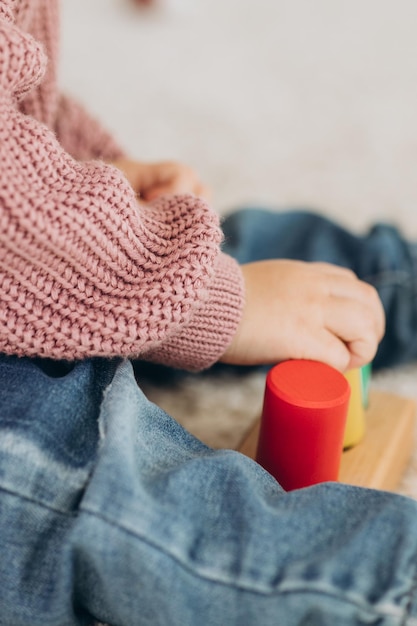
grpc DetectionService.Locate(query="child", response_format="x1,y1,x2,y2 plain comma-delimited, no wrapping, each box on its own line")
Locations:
1,1,417,624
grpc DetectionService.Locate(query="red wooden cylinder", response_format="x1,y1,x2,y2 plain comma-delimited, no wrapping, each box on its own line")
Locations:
256,360,351,491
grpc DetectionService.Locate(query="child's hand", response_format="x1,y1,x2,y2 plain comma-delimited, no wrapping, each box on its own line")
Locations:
110,158,211,202
221,259,385,372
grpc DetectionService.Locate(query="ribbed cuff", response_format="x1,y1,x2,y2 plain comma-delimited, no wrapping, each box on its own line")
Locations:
142,252,245,371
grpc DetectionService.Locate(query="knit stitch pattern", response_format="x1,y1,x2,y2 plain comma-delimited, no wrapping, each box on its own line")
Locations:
0,0,244,370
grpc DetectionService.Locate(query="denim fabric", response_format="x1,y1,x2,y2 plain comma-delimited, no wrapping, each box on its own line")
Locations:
2,207,417,625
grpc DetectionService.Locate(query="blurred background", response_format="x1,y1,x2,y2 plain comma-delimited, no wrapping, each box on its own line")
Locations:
60,0,417,231
60,0,417,495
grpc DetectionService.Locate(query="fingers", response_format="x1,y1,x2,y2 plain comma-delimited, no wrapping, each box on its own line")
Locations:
312,329,353,372
321,267,385,370
309,262,385,347
109,158,210,201
280,262,385,371
324,272,386,343
323,296,383,369
142,162,210,201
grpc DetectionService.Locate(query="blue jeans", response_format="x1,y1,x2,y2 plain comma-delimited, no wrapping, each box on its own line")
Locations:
2,208,417,625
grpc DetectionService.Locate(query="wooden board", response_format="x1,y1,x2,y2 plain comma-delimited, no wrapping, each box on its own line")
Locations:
237,389,416,492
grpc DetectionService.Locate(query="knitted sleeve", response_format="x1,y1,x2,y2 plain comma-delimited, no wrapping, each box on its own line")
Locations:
0,16,244,371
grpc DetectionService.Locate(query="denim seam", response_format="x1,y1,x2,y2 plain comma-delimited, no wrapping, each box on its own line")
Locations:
2,486,416,623
82,507,417,624
0,484,79,518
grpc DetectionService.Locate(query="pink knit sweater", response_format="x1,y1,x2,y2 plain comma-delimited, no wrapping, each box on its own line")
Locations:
0,0,244,371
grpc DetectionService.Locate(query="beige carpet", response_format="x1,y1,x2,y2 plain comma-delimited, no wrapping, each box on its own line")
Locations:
61,0,417,498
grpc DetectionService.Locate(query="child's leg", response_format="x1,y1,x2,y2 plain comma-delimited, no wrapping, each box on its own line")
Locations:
2,354,417,625
222,207,417,369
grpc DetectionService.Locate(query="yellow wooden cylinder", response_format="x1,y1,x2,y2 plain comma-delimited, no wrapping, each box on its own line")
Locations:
343,368,367,449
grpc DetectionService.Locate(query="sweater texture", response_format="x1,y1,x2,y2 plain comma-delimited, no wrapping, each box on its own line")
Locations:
0,0,245,371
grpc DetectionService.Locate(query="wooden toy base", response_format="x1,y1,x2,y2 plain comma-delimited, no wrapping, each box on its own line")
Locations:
237,390,416,492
